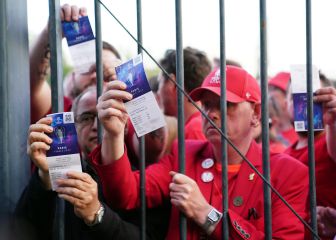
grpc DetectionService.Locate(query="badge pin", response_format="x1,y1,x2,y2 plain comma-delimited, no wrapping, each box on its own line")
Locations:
201,171,214,183
249,173,255,181
201,158,214,169
233,196,243,207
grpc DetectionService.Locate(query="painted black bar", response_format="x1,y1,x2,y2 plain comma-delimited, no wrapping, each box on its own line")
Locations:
49,0,64,113
48,0,64,240
136,0,146,239
94,0,103,143
259,0,272,239
305,0,318,238
175,0,186,239
219,0,229,239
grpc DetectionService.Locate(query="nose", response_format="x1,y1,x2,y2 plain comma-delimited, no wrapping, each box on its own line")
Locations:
92,116,98,131
90,72,97,85
205,107,219,122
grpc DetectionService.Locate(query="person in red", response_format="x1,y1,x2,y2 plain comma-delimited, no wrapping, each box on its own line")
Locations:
30,4,121,123
90,66,309,239
157,47,212,140
268,71,298,146
284,79,336,239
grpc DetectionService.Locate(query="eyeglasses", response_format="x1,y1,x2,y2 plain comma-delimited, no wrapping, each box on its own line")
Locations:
75,112,97,126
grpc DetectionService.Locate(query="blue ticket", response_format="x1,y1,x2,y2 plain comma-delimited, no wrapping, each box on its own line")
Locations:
115,54,166,137
62,16,95,46
46,112,82,190
290,64,324,132
47,112,80,157
293,93,324,131
115,54,152,100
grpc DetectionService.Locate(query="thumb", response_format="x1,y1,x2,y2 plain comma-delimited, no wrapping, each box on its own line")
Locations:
170,171,189,184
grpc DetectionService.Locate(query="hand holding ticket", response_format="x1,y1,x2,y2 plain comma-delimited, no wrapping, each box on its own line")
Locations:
46,112,82,190
290,64,324,132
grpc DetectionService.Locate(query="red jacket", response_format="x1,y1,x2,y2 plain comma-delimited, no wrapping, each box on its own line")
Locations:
286,133,336,208
91,140,309,239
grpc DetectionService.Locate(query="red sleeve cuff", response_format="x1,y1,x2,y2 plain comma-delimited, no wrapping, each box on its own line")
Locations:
89,144,136,209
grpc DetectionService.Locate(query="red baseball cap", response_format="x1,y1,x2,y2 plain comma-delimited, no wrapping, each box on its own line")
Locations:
268,72,290,92
189,66,261,103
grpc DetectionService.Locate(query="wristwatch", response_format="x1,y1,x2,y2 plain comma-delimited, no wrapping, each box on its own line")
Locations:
203,207,223,233
86,203,105,227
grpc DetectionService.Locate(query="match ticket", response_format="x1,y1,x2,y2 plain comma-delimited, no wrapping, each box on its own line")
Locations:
46,112,82,190
115,54,166,137
290,64,323,132
62,16,96,74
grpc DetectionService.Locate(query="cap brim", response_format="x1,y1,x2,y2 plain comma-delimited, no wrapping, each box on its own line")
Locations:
189,87,246,103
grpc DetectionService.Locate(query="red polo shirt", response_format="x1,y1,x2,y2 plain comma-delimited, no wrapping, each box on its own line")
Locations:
185,112,206,140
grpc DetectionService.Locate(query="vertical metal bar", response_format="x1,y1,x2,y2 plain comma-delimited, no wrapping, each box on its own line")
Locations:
219,0,229,239
305,0,318,238
175,0,186,239
136,0,146,239
48,1,64,240
95,0,103,143
49,0,64,113
0,0,30,215
259,0,272,239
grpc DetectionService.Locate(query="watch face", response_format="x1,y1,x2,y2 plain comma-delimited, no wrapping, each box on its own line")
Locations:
209,209,219,222
97,206,105,223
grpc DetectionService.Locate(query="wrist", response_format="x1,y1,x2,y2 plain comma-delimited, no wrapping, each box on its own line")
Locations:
102,132,125,164
38,169,51,190
85,202,105,226
201,206,223,235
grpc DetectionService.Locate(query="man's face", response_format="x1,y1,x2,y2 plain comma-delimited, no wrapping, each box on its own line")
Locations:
75,90,98,159
71,49,120,97
286,86,294,122
200,91,258,147
269,87,290,120
157,71,177,116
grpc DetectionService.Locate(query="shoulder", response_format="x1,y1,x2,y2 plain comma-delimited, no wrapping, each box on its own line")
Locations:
271,152,307,170
270,152,308,181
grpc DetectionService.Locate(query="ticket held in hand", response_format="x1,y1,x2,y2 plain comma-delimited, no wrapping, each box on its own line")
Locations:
46,112,82,190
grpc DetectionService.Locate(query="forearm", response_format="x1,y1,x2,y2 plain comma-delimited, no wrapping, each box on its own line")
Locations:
86,203,142,240
101,131,125,165
30,27,52,122
30,26,50,85
14,171,56,239
326,122,336,163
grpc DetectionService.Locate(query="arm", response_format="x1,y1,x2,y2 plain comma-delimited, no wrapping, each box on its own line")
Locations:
30,26,52,123
30,4,87,123
90,144,174,209
314,87,336,162
14,170,57,240
97,80,131,163
86,202,142,240
14,117,56,239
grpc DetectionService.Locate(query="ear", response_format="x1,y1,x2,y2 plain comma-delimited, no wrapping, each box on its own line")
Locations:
169,73,177,92
251,103,261,127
